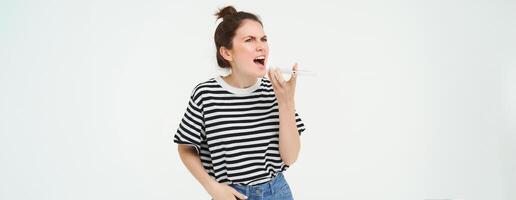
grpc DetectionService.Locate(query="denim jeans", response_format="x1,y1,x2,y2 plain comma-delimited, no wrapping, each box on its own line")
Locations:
229,172,294,200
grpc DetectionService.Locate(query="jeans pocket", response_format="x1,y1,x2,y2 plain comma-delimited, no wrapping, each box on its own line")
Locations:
274,183,293,199
277,182,289,192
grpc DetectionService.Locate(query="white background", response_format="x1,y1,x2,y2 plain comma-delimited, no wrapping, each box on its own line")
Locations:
1,0,515,199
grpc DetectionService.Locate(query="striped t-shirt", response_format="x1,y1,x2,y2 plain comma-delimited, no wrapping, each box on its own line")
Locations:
173,76,306,185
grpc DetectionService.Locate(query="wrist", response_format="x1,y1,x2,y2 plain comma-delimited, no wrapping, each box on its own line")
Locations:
278,101,295,111
278,99,295,109
204,180,221,195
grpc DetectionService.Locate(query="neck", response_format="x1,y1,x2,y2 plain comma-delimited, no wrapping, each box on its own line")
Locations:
223,70,257,89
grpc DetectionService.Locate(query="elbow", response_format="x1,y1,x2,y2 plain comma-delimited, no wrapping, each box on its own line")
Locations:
280,138,301,166
284,160,296,166
281,146,301,166
282,157,298,166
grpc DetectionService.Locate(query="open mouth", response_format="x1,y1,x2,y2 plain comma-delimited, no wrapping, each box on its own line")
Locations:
253,56,265,66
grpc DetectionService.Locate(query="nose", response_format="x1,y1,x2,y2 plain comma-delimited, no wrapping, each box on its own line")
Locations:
256,42,265,52
256,45,263,52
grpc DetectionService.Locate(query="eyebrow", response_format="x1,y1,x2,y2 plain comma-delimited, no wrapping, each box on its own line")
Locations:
242,35,267,39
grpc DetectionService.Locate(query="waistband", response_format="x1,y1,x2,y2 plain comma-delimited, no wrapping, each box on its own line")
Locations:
229,173,287,196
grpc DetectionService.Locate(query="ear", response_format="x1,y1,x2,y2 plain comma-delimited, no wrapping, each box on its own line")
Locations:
219,46,233,62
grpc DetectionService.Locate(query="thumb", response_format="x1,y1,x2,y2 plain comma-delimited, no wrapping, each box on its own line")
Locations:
292,62,298,72
230,188,248,199
289,63,298,84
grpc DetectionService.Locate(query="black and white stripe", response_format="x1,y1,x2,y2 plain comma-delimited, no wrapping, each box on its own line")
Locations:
174,76,306,185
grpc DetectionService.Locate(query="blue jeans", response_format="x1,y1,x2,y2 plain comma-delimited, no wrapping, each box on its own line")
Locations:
229,173,294,200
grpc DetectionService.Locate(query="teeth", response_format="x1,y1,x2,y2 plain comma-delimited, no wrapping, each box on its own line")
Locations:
255,56,265,59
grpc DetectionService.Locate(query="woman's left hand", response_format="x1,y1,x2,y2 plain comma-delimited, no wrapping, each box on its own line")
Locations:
268,63,298,107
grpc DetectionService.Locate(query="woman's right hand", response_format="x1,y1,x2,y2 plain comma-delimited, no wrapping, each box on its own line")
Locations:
207,181,248,200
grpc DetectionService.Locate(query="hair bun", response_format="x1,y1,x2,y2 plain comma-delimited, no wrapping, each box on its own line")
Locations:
215,6,238,20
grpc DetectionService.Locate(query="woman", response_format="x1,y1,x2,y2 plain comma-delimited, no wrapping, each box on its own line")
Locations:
174,5,306,200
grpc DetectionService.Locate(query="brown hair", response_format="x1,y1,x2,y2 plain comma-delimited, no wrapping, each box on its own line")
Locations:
214,6,263,68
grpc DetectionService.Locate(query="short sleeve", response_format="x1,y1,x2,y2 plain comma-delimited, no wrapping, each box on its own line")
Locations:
173,96,205,154
295,111,306,135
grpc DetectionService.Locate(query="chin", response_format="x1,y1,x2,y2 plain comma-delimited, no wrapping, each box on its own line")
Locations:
256,71,267,78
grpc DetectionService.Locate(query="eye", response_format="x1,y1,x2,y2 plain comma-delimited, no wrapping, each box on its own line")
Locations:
245,38,253,42
261,38,268,42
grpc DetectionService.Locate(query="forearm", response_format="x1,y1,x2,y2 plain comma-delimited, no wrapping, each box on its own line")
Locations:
177,145,218,195
277,100,301,166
